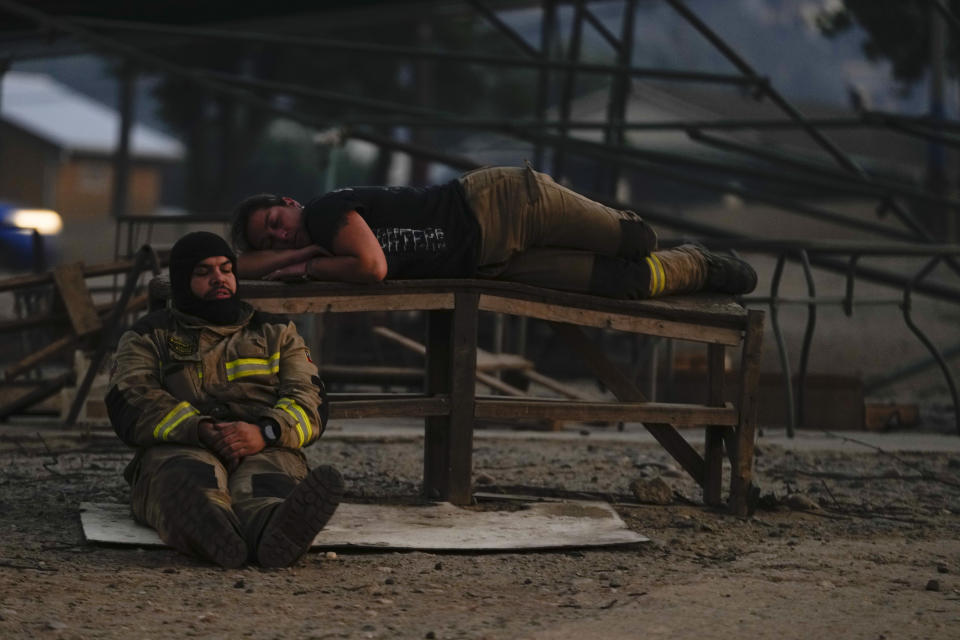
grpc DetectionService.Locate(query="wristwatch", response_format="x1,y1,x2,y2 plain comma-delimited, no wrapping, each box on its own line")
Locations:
259,419,281,446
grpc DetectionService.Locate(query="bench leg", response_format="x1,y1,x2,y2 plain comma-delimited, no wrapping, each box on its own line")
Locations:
729,309,765,516
423,293,479,505
704,343,725,508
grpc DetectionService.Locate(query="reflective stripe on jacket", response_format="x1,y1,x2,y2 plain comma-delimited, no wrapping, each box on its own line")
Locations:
106,303,326,453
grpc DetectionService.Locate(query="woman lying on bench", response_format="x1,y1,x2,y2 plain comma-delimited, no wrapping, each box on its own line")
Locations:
229,165,756,300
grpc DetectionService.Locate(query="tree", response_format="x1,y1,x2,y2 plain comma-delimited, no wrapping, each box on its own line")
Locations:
816,0,960,95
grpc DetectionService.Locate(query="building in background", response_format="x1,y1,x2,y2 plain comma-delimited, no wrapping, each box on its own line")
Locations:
0,72,183,220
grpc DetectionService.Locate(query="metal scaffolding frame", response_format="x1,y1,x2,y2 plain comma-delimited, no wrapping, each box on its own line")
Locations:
1,0,959,433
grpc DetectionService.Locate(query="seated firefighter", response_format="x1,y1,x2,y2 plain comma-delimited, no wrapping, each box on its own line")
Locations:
106,231,343,568
229,164,757,298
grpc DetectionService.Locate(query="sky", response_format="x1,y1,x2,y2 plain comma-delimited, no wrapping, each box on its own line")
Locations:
7,0,953,133
503,0,946,116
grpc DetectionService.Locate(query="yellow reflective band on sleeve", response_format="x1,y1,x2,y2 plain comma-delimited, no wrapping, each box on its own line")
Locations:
276,397,310,447
225,352,281,381
152,401,199,441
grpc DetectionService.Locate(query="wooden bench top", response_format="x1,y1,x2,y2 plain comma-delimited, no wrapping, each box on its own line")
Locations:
150,276,748,345
235,279,749,346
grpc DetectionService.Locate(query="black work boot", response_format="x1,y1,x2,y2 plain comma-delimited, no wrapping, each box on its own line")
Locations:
256,465,344,568
700,248,757,295
650,244,757,297
157,479,247,569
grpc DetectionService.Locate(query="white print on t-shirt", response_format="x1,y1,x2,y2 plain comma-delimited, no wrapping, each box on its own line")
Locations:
374,227,446,255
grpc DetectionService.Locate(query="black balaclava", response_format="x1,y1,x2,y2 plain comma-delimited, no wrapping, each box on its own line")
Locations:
169,231,243,325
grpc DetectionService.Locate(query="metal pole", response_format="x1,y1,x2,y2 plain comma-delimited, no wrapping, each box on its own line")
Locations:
110,60,135,224
768,254,796,437
927,1,951,239
554,0,585,181
900,257,960,435
600,0,635,196
534,0,557,170
796,250,817,429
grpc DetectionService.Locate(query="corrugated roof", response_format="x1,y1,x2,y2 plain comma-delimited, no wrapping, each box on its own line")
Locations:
1,72,184,161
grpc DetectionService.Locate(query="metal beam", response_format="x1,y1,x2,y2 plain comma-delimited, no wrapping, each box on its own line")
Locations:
687,128,960,212
67,14,761,86
581,4,622,53
467,0,541,58
664,0,866,177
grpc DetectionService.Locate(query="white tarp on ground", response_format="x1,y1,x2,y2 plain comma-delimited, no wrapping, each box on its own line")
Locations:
80,500,648,551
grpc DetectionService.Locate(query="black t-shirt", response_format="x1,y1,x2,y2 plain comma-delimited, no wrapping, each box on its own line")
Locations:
303,180,480,279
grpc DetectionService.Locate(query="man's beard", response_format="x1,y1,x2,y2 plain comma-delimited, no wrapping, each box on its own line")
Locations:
173,288,244,325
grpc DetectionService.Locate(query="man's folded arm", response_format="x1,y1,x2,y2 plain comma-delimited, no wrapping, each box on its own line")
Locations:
105,331,209,448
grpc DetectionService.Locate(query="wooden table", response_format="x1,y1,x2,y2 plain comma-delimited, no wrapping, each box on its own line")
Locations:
220,278,765,516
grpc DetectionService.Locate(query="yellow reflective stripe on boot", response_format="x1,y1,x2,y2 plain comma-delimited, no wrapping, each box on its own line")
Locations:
651,254,666,296
646,255,665,297
275,397,310,447
152,401,199,441
225,352,281,381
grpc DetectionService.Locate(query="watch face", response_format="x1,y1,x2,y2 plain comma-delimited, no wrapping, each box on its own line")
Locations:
262,423,278,442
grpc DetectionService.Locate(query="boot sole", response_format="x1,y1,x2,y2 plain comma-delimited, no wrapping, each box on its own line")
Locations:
257,465,344,568
158,479,247,569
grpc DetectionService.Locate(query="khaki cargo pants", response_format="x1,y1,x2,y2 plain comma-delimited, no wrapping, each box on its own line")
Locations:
459,165,658,296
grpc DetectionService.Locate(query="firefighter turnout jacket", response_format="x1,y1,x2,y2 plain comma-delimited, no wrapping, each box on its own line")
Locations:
106,303,326,477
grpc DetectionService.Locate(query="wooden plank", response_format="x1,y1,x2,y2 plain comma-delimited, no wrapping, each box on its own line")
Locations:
474,351,531,373
0,291,148,335
0,372,73,420
704,343,726,507
373,325,427,355
4,334,77,380
248,292,455,314
520,369,598,401
424,309,453,499
475,372,529,398
0,270,54,293
479,294,743,346
328,396,449,419
548,322,707,486
0,383,60,412
730,309,765,517
372,325,528,397
447,292,480,505
52,263,102,336
328,392,430,401
237,278,746,320
319,364,423,385
372,325,531,372
474,398,736,425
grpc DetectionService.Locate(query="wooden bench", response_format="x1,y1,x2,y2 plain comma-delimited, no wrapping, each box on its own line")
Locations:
246,279,764,515
149,277,764,515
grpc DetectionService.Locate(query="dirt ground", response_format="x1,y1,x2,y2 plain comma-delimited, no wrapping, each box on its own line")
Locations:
1,422,959,640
